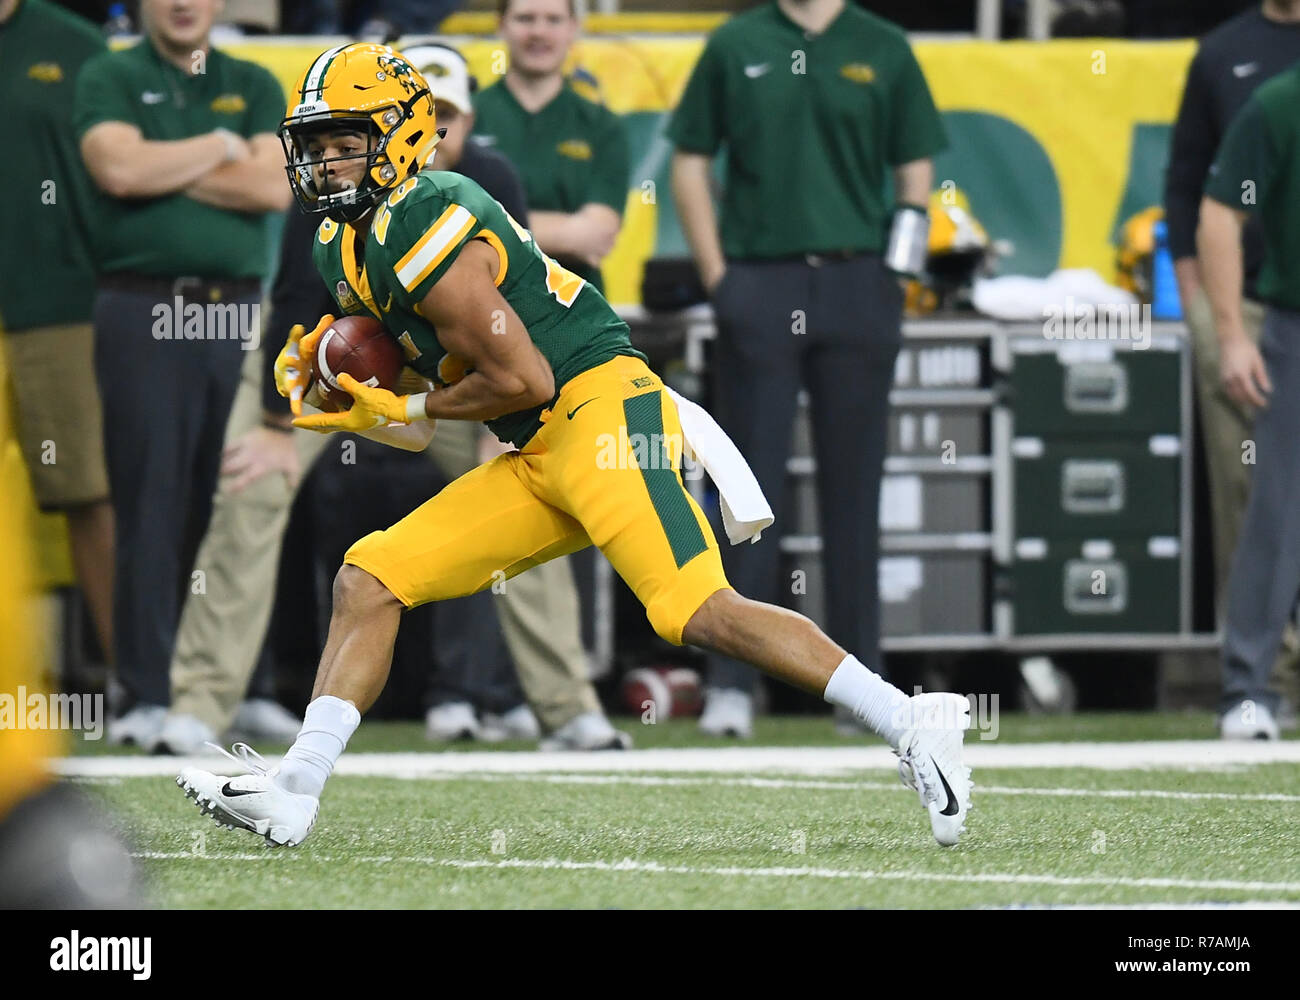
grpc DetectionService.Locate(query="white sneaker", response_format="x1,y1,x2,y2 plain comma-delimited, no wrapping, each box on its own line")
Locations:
478,704,541,743
176,743,319,848
153,712,217,756
425,702,480,742
1219,700,1280,740
698,688,754,738
107,704,167,750
894,692,974,847
229,698,302,743
538,711,632,751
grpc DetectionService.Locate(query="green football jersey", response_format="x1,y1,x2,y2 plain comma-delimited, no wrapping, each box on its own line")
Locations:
311,170,644,446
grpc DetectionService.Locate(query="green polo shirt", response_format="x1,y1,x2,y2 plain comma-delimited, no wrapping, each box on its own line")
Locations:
667,2,947,260
1205,64,1300,313
0,0,104,331
472,78,629,291
72,36,284,279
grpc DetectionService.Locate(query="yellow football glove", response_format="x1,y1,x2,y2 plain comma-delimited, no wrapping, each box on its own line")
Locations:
273,314,333,416
291,374,428,433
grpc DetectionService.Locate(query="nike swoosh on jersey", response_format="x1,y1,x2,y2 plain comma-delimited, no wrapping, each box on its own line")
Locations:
141,91,167,104
744,64,771,78
567,398,599,420
1233,62,1259,78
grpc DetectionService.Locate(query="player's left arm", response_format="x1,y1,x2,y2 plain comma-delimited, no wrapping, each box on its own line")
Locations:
356,420,438,451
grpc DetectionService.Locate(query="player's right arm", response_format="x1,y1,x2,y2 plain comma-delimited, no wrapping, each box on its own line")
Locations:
413,239,556,422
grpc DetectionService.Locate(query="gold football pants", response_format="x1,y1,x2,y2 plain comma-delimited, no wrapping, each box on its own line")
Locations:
345,356,733,644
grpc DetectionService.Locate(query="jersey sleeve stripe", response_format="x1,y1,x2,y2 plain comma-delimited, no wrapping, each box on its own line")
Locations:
394,204,460,274
395,205,477,292
476,229,509,288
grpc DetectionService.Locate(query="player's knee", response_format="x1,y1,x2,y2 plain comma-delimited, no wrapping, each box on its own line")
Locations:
333,564,401,617
679,588,741,650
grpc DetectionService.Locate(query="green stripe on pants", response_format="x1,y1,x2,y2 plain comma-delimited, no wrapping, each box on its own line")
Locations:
623,391,708,569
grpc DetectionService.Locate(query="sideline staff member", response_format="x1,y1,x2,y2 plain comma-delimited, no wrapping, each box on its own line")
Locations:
473,0,628,293
1164,1,1300,727
1198,58,1300,741
669,0,946,736
0,0,115,674
75,0,289,747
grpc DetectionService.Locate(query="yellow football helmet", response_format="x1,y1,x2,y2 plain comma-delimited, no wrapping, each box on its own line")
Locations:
1115,205,1163,302
279,43,439,223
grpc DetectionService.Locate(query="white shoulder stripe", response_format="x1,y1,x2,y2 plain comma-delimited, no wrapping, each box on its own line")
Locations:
395,205,474,290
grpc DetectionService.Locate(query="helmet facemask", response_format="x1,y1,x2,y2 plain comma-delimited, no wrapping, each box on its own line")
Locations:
280,114,402,224
281,44,443,224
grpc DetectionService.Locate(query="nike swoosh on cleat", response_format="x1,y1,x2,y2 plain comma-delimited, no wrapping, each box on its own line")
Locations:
567,397,599,420
932,756,959,816
221,781,262,797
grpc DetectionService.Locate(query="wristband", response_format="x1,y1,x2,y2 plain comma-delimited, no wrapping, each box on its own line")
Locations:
404,392,430,423
262,417,294,434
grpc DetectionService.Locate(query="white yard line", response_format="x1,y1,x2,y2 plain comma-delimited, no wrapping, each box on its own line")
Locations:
57,740,1300,778
127,852,1300,896
69,766,1300,803
163,769,1300,803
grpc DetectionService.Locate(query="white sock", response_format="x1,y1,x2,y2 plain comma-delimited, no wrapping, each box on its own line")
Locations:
275,696,361,798
823,654,911,748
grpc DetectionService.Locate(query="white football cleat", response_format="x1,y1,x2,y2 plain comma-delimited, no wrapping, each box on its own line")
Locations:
894,692,974,847
176,743,319,848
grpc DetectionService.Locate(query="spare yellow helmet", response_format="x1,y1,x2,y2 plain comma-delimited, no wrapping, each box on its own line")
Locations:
1115,205,1163,301
279,43,439,223
928,188,990,256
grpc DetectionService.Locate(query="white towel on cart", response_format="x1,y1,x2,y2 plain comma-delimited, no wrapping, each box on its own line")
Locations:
665,386,774,545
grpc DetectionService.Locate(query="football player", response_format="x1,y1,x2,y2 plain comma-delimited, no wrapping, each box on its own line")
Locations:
178,43,973,848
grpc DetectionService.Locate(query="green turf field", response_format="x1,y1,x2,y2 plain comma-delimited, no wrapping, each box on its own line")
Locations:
65,715,1300,909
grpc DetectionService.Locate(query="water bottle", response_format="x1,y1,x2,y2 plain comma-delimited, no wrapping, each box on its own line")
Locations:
103,2,133,39
1150,219,1182,321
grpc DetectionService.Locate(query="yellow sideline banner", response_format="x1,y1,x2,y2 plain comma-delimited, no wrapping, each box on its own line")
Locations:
227,38,1196,305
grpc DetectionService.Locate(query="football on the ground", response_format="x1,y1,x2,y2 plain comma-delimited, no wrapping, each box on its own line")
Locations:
311,315,404,411
621,665,703,720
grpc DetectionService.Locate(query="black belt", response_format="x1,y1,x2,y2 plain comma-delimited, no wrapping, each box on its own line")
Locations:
744,250,873,267
99,272,262,301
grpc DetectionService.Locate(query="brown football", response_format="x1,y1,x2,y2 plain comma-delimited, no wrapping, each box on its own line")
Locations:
311,315,404,411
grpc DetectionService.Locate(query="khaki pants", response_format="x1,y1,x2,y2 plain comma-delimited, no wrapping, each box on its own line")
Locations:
169,351,598,734
1185,288,1300,708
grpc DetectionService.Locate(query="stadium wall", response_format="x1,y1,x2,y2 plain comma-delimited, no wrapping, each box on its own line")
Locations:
222,36,1195,305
